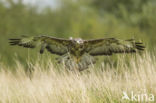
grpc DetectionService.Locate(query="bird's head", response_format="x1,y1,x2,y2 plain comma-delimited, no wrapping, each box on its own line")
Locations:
69,37,84,45
69,37,84,44
74,38,84,44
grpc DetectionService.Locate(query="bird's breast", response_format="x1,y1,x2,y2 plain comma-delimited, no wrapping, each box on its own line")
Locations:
69,44,85,56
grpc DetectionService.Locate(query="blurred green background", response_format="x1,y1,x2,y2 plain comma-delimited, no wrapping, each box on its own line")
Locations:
0,0,156,65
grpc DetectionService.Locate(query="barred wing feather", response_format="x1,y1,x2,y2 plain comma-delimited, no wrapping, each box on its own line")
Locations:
9,35,71,55
84,38,145,56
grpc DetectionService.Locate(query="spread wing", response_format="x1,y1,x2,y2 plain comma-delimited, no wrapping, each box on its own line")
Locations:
84,38,145,56
9,35,71,55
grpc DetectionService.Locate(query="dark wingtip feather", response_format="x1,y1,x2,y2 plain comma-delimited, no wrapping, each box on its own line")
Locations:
135,42,143,45
136,45,145,48
9,43,17,45
126,39,135,41
9,38,20,40
136,47,145,51
9,38,21,46
135,43,145,51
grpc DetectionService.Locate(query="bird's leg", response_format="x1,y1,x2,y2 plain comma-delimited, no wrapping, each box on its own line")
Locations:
77,53,97,71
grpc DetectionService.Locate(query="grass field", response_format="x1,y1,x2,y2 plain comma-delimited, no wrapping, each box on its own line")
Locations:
0,51,155,103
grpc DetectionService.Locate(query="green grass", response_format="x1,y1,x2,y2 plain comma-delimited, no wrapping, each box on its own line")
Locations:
0,51,155,103
0,0,156,65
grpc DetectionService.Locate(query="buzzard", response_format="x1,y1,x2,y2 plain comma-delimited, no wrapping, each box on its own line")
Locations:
9,35,145,71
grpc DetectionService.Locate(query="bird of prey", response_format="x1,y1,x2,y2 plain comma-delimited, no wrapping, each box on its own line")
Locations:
9,35,145,71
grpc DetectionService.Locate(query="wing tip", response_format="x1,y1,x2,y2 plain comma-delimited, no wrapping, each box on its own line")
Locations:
8,37,36,48
127,39,145,51
9,38,20,46
9,38,20,40
135,42,145,51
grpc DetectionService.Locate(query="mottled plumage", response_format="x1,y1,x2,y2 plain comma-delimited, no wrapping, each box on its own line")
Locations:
9,35,145,71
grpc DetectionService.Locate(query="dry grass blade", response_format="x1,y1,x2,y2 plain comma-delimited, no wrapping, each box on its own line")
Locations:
0,51,155,103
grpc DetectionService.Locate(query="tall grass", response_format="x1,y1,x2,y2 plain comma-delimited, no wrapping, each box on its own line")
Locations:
0,51,156,103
